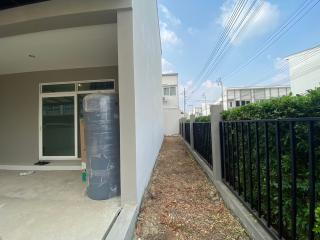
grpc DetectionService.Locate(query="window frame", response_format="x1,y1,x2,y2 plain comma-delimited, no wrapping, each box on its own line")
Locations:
163,87,170,96
163,85,177,96
40,79,116,96
39,79,116,161
170,86,176,96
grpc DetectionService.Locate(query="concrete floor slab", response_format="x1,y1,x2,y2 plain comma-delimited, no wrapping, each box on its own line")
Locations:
0,170,121,240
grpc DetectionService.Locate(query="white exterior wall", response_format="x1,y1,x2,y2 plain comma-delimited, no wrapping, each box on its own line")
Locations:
201,102,214,116
162,74,180,135
288,47,320,95
163,108,180,135
132,0,164,202
117,9,137,204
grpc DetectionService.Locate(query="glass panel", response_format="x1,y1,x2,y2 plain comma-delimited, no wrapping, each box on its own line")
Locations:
78,81,114,91
163,87,169,96
42,84,75,93
42,96,75,156
77,94,86,157
170,87,176,96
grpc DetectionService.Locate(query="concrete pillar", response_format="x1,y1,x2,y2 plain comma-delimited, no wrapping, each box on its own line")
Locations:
190,115,195,149
210,105,223,181
182,117,186,139
117,9,137,205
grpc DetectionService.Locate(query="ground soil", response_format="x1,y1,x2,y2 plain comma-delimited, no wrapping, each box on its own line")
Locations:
136,136,249,240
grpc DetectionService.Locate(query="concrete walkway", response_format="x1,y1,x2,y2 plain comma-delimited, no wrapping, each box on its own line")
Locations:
0,170,121,240
136,136,249,240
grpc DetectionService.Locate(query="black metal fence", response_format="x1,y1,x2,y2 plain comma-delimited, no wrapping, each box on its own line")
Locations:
184,122,190,144
179,121,183,136
220,118,320,240
193,122,212,168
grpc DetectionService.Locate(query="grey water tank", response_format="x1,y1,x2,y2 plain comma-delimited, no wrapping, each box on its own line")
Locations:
83,94,120,200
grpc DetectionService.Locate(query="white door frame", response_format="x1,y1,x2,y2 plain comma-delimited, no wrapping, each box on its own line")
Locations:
39,92,78,161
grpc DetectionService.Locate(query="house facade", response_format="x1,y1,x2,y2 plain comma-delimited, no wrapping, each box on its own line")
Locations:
223,86,291,110
162,73,181,135
189,106,203,117
286,45,320,95
0,0,163,210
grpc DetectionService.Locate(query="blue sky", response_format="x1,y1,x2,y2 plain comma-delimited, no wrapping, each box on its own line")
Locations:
158,0,320,111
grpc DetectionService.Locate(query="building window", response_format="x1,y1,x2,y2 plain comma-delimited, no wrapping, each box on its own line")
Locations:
42,83,75,93
163,86,176,96
42,80,115,94
77,81,114,91
163,87,170,96
170,87,176,96
236,101,240,107
240,100,251,106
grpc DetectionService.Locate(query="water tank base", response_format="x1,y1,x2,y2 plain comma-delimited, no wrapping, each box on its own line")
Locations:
87,186,120,201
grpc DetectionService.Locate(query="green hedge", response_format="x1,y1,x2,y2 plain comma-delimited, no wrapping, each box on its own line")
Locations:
195,115,211,122
221,88,320,239
221,88,320,120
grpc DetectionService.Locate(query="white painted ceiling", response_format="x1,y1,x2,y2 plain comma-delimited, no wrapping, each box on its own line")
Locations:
0,23,118,75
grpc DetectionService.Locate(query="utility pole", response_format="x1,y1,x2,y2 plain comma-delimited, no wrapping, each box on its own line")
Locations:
202,93,207,115
217,78,224,110
188,105,194,115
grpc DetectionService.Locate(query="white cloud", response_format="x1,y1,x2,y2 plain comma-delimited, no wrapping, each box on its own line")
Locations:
274,57,289,70
202,80,219,89
159,4,181,26
270,72,289,85
217,0,280,44
160,21,181,46
162,57,175,73
270,57,289,84
158,4,182,47
179,80,221,112
187,27,198,35
256,57,290,86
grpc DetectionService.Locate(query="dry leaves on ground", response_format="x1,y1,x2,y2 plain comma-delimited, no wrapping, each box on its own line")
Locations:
136,136,250,240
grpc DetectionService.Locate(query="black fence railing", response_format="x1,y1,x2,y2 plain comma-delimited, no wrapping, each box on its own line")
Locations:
193,122,212,168
179,121,183,136
184,122,190,144
220,118,320,240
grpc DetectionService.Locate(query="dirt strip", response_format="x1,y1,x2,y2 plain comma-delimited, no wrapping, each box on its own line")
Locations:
136,136,249,240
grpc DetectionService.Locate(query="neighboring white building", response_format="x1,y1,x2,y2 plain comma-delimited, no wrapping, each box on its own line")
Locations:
286,45,320,95
190,106,203,117
224,86,291,110
162,73,181,135
201,102,215,116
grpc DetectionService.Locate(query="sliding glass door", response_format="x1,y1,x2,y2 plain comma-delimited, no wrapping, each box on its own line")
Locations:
39,80,116,160
40,94,78,160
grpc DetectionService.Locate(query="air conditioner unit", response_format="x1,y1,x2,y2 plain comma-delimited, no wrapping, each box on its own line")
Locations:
162,97,168,103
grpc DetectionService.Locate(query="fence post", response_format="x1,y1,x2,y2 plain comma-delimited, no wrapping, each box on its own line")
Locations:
190,115,195,149
182,117,186,139
210,105,223,181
